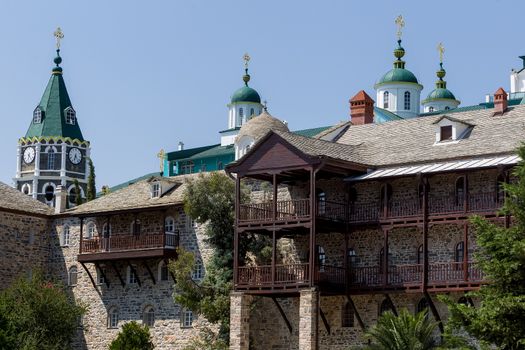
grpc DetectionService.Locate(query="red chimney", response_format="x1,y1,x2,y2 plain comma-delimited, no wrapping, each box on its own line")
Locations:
350,90,375,125
494,87,508,114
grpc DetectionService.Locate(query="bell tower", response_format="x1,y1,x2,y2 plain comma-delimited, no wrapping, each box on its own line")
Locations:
14,28,91,207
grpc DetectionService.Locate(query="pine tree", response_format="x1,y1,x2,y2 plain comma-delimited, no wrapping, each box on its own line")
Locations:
73,179,82,206
86,158,96,201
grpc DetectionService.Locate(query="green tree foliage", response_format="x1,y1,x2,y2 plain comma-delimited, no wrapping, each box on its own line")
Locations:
101,185,111,196
109,321,154,350
362,309,438,350
443,145,525,350
86,158,96,201
0,271,85,350
182,327,229,350
73,179,82,206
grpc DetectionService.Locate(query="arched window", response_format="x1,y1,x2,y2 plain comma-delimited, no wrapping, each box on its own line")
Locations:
131,219,141,235
455,177,465,205
102,223,111,238
62,226,70,246
21,183,31,195
68,185,83,206
68,266,78,286
347,248,356,266
317,190,326,215
158,261,169,281
47,147,56,170
341,301,354,327
455,241,464,264
128,266,138,284
429,106,435,112
404,91,411,110
142,306,155,327
44,184,55,203
417,244,424,264
33,108,42,123
65,107,76,125
165,216,175,233
239,108,244,122
181,309,193,328
250,108,255,116
383,91,389,109
192,259,204,280
379,298,395,315
107,307,119,329
85,222,96,239
416,298,429,318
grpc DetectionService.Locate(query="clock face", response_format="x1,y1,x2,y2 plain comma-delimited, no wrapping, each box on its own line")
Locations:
69,147,82,165
23,147,35,164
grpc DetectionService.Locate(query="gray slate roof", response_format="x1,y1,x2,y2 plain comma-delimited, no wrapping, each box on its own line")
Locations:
336,105,525,167
0,182,53,215
68,174,199,215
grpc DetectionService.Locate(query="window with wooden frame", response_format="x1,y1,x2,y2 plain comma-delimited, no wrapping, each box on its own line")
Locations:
440,125,453,141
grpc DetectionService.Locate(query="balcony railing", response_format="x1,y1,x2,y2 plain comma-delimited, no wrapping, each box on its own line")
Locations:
236,262,483,291
80,232,179,254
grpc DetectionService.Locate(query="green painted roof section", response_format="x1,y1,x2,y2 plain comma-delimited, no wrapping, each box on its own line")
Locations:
25,69,84,141
187,145,234,161
293,126,331,137
231,85,261,103
378,68,419,84
374,107,403,123
425,88,456,101
166,144,219,161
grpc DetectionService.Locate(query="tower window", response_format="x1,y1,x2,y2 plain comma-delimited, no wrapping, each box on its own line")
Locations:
239,108,244,123
21,183,31,195
445,106,450,110
44,185,55,202
383,91,389,109
429,106,435,112
250,108,255,116
47,147,56,170
404,91,411,110
65,107,76,125
33,108,43,123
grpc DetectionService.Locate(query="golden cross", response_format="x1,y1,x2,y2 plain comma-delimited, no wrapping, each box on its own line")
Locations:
54,27,64,49
157,149,165,172
395,15,405,40
243,53,251,68
437,42,445,63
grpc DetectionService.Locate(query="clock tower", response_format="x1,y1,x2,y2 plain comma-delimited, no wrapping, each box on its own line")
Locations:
14,28,91,207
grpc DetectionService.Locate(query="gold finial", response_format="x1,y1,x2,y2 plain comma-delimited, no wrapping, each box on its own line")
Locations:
54,27,64,49
157,149,165,172
243,53,251,68
437,42,445,63
395,15,405,40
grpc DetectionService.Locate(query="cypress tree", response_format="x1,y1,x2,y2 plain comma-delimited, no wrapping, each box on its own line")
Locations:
73,179,82,206
87,158,96,201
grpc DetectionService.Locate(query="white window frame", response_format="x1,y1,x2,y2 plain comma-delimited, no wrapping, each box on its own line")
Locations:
85,222,96,239
383,91,389,109
65,107,76,125
165,216,175,233
21,183,31,195
151,182,161,198
68,266,78,286
127,265,138,284
192,259,204,281
33,108,42,123
404,91,411,110
62,226,70,247
158,260,169,281
107,307,119,329
181,309,193,328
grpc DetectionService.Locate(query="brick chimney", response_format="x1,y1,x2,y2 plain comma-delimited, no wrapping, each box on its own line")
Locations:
494,87,508,114
350,90,375,125
54,185,67,214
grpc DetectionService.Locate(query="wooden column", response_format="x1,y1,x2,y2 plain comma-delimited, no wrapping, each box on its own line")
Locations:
309,167,316,287
272,173,277,221
79,217,84,254
162,210,166,248
344,228,349,289
383,228,389,287
463,223,469,281
234,175,241,287
463,174,469,213
504,170,511,228
272,229,276,286
422,177,429,289
382,183,388,218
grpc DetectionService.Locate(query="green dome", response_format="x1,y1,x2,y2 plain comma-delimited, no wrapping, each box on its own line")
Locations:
378,68,419,84
426,88,456,100
231,86,261,104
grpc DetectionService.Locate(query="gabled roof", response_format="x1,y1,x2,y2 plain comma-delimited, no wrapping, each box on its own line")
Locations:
25,62,84,141
0,182,53,216
432,115,474,126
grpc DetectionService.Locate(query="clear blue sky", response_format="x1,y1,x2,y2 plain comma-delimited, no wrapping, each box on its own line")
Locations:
0,0,523,188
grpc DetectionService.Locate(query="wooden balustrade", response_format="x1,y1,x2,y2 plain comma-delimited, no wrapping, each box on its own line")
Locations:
80,232,178,254
237,263,309,286
388,264,423,285
239,199,311,223
318,201,347,222
314,265,346,285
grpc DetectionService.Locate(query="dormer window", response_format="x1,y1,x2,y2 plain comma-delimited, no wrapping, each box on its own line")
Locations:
65,107,76,125
151,182,161,198
440,126,453,141
33,108,43,124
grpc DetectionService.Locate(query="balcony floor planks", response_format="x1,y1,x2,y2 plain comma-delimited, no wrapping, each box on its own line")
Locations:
78,248,177,263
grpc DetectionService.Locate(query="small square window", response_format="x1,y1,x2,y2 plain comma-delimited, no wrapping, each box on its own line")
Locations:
181,309,193,328
440,125,453,141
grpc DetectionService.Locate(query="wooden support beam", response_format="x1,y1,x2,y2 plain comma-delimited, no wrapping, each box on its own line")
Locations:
143,261,156,285
271,229,276,286
463,223,469,281
110,261,125,287
309,167,316,287
127,261,141,287
95,262,110,288
384,293,398,316
422,177,429,290
383,229,389,287
424,291,444,334
319,307,330,335
80,262,101,295
234,176,241,287
345,294,365,331
271,297,292,334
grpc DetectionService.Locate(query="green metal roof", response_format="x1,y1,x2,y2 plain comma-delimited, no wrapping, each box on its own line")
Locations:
231,85,261,104
293,126,331,137
377,68,419,84
166,144,219,161
425,88,457,101
187,145,234,161
374,107,403,123
25,56,84,141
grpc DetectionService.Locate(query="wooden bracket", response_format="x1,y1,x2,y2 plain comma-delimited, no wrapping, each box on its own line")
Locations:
95,262,110,288
143,261,156,285
80,262,101,296
127,261,141,287
319,307,331,335
110,261,125,287
271,297,292,334
384,294,398,316
424,291,444,334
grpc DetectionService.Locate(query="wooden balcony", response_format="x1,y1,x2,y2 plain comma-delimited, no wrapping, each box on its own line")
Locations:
78,232,179,263
235,262,483,294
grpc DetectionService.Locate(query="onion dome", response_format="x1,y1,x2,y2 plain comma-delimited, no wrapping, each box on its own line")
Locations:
422,62,459,104
230,66,261,104
236,110,289,142
376,40,419,85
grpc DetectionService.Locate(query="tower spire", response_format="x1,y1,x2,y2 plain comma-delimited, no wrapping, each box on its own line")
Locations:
52,27,64,75
436,42,447,89
242,53,251,86
393,15,406,69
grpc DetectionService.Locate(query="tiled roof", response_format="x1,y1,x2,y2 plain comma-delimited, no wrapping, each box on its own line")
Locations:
0,182,53,215
337,105,525,167
102,172,162,194
69,174,200,215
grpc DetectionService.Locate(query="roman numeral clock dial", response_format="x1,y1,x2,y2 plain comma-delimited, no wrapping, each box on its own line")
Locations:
23,147,35,164
68,147,82,165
